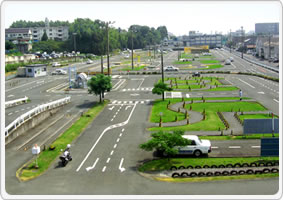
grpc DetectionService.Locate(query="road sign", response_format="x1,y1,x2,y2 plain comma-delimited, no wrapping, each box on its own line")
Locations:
261,138,279,156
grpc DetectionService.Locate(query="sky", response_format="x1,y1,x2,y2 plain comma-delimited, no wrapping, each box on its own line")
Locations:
2,1,281,36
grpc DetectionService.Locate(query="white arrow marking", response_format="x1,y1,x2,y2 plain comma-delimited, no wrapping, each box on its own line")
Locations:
258,91,265,94
85,158,99,172
108,106,115,110
119,158,126,172
125,106,132,110
130,93,140,96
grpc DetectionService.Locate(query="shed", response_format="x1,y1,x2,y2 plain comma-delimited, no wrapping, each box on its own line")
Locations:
25,64,47,77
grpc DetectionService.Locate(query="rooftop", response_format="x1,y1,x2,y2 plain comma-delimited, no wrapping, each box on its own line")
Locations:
5,28,31,34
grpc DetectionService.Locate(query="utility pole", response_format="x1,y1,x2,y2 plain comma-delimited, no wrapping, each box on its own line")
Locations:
131,29,134,70
161,43,164,101
73,33,77,62
230,29,232,53
106,21,115,76
268,32,271,61
101,55,103,74
241,26,244,59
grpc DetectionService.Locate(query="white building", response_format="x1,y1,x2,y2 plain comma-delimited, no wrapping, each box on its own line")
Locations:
25,64,47,77
5,28,33,53
256,35,279,59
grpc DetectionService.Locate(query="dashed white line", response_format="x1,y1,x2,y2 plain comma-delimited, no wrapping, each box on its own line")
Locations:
102,166,107,172
119,133,122,137
113,144,117,149
251,146,260,148
106,158,111,163
228,146,241,149
122,129,125,132
117,138,120,143
238,78,255,88
8,113,13,115
110,150,114,156
15,110,19,113
211,146,218,149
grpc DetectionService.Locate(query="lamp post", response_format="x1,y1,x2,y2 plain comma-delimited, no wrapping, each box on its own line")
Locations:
131,29,135,70
106,21,115,76
241,26,244,59
229,29,232,53
268,32,271,61
73,33,77,62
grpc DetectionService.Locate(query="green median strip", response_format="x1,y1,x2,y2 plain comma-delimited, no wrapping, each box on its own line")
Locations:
121,65,147,71
16,100,109,181
199,134,279,140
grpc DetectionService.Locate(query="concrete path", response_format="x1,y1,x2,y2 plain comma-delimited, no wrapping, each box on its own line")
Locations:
222,112,243,135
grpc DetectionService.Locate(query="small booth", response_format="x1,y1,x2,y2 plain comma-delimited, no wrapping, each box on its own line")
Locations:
25,64,47,77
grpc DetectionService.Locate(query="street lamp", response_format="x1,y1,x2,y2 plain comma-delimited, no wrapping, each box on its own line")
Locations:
241,26,244,59
106,21,115,76
131,28,137,70
73,33,77,62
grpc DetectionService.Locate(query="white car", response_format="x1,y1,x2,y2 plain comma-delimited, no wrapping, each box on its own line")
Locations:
224,59,231,65
229,57,234,62
52,69,67,75
86,59,93,64
176,135,211,157
164,66,179,71
52,62,61,67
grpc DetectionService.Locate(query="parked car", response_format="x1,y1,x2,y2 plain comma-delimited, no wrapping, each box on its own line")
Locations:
176,135,211,157
52,69,67,75
273,58,279,63
164,66,179,71
224,59,231,65
192,72,200,77
52,62,61,67
86,59,93,64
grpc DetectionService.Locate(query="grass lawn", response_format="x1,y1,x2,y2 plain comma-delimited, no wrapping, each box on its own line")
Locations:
199,60,220,64
17,100,109,181
201,86,239,91
138,157,279,172
122,65,147,71
199,64,223,70
174,61,193,65
239,114,278,121
172,84,202,89
181,53,193,58
199,133,279,140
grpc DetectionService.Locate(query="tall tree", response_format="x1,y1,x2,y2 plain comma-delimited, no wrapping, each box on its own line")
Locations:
41,30,48,41
87,74,112,103
5,41,16,50
152,82,172,101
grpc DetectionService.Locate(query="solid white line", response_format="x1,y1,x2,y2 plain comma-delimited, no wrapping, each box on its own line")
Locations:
102,166,106,172
76,103,137,172
117,138,120,143
137,79,145,89
251,146,260,148
110,150,114,156
114,144,117,149
231,63,237,69
106,158,111,163
238,78,255,88
273,99,279,103
228,146,241,149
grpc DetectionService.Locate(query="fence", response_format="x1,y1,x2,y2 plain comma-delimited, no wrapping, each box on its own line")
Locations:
5,96,28,108
5,96,71,137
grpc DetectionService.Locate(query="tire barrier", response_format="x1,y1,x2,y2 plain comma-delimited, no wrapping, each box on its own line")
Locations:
178,166,186,170
233,163,241,168
262,168,270,174
230,170,238,175
206,172,213,176
255,170,262,174
181,172,189,177
187,165,194,169
172,173,180,178
211,165,218,168
258,163,265,167
198,172,205,177
170,166,177,171
250,162,257,167
195,165,202,169
222,171,229,176
218,164,225,168
214,171,221,176
271,168,279,173
265,162,273,167
273,161,279,166
241,163,249,168
190,172,197,177
225,164,233,168
203,165,210,168
246,169,254,174
238,170,245,175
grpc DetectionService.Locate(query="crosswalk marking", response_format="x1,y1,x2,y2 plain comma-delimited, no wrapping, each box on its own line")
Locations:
109,100,152,105
121,87,153,92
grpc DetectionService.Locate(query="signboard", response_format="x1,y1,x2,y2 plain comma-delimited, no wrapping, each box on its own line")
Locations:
261,138,279,156
243,119,279,134
184,47,191,53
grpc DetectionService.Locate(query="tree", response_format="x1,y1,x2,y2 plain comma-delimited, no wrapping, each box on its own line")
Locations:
5,41,16,50
140,130,190,161
87,74,112,103
41,30,48,41
152,82,172,101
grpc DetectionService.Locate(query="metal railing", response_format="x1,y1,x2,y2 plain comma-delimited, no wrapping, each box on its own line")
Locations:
5,96,71,137
5,96,29,108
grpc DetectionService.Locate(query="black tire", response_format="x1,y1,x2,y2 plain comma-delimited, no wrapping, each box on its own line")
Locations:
218,164,225,168
255,170,262,174
198,172,205,177
172,173,180,178
211,165,218,168
258,163,265,167
193,150,202,157
239,170,245,175
233,163,241,168
170,166,177,171
206,172,213,177
241,163,249,168
265,162,273,167
250,162,257,167
186,165,194,169
203,165,210,168
225,164,233,168
246,169,254,174
190,172,197,177
262,168,270,174
230,170,238,175
214,171,221,176
222,171,229,176
273,161,279,166
178,165,186,170
195,165,202,169
181,172,189,177
271,168,279,173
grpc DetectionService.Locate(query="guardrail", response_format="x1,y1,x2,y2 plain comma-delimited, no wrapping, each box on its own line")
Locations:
5,96,29,108
5,96,71,137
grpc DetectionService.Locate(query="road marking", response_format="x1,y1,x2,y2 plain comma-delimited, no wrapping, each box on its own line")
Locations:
108,106,114,111
117,138,120,143
8,113,13,115
114,144,117,149
7,95,14,98
258,91,265,94
231,63,237,69
112,100,117,104
102,166,106,172
125,106,132,110
86,158,100,172
119,158,126,172
119,133,122,137
238,78,255,88
273,99,279,103
122,128,125,132
251,146,260,148
15,110,19,113
106,157,111,163
225,79,234,85
186,94,190,98
21,109,25,111
111,119,114,121
130,93,140,96
76,103,137,172
110,150,114,156
228,146,241,149
211,146,218,149
113,115,116,118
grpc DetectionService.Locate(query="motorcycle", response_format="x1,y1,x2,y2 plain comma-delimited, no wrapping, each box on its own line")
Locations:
59,148,72,167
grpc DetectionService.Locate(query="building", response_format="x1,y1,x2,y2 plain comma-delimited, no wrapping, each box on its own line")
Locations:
31,18,69,42
5,28,33,53
182,31,223,48
256,35,279,59
255,23,279,35
25,64,47,77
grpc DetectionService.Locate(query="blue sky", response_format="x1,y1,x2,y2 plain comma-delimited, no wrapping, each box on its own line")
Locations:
2,1,281,36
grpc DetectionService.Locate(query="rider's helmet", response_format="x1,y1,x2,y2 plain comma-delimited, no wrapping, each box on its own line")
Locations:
67,144,71,148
